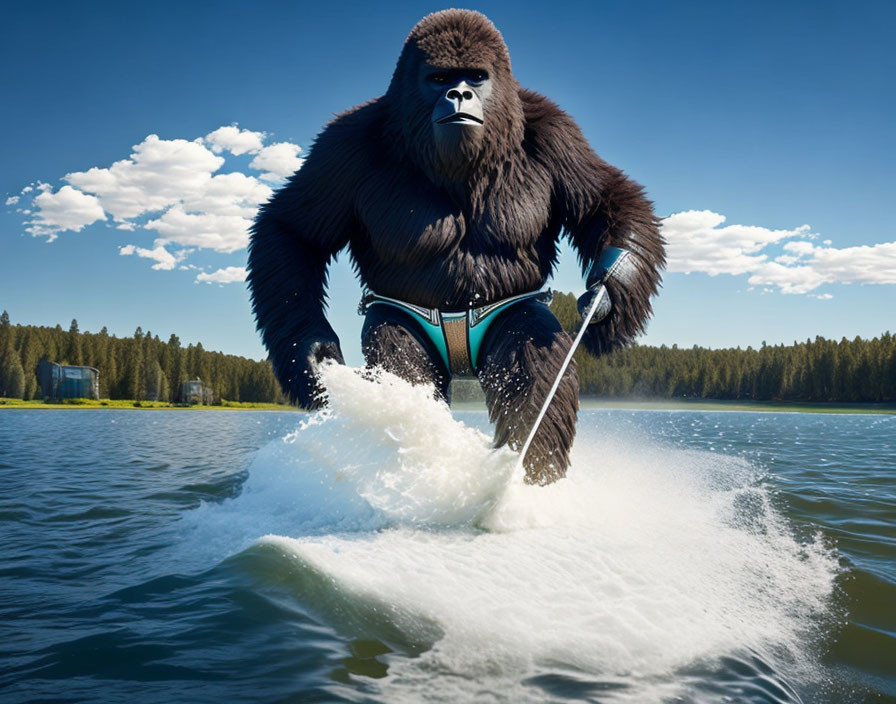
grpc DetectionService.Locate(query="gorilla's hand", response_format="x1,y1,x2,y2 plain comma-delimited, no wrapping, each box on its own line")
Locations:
577,285,612,326
308,339,345,369
289,336,345,409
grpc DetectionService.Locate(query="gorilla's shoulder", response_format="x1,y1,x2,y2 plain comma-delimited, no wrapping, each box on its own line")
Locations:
329,98,388,131
315,99,389,152
518,88,585,160
301,98,389,180
519,89,565,124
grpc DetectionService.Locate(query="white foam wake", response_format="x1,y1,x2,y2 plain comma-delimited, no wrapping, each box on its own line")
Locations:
191,364,838,702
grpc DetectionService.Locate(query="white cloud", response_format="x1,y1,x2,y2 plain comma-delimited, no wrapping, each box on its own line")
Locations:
663,210,811,277
749,241,896,293
26,186,106,241
196,266,247,284
6,196,19,206
181,171,272,219
20,125,300,275
65,134,225,220
145,207,253,253
119,243,188,271
663,210,896,295
250,142,304,181
205,125,266,155
744,261,827,294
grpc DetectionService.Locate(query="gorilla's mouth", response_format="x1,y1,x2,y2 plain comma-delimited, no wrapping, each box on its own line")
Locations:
437,112,484,125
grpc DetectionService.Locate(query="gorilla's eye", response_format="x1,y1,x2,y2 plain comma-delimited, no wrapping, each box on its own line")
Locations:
468,70,488,83
427,73,449,84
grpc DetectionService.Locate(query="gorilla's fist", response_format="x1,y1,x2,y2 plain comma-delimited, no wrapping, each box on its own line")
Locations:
577,285,612,326
286,335,345,409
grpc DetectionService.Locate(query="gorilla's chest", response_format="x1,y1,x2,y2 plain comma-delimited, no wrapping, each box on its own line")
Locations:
355,167,552,265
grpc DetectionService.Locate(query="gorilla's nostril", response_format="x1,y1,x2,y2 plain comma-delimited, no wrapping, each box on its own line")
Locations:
462,91,473,100
447,89,461,101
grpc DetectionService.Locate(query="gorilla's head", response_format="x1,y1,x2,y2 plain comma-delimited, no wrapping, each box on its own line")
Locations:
386,10,524,188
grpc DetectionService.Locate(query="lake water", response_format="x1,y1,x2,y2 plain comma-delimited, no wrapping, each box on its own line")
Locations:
1,366,894,703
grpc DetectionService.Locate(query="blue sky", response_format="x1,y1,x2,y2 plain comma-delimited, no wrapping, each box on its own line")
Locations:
1,0,893,365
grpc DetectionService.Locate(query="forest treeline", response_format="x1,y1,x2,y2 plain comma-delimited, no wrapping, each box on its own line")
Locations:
0,311,285,403
548,292,896,402
2,299,895,403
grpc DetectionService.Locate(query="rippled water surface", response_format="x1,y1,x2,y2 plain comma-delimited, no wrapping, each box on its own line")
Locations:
1,368,894,703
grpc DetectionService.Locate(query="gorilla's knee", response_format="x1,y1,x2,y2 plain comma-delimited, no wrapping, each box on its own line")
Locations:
361,307,450,400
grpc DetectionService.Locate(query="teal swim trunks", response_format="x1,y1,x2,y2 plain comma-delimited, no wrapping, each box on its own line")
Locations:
359,289,553,376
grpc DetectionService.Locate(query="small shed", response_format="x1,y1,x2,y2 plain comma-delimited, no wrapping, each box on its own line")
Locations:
37,361,100,400
181,379,213,405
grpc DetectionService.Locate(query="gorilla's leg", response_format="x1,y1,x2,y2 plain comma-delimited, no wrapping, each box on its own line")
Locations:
361,305,451,401
477,300,579,484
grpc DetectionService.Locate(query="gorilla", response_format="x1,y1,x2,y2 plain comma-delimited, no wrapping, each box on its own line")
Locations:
247,9,664,485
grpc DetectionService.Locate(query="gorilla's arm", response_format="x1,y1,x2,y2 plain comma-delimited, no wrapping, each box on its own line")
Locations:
247,115,365,408
523,90,665,356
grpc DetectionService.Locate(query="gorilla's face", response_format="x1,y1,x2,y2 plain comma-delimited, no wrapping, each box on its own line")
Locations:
424,66,492,128
419,64,493,172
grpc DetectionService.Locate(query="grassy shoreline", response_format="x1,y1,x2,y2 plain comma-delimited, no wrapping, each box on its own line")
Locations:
577,397,896,414
3,397,895,415
452,397,896,414
0,398,297,411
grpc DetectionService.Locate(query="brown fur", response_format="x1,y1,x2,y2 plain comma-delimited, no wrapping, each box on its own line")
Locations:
247,9,665,481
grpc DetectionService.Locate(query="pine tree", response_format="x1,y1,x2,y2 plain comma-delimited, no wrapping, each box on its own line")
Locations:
64,319,83,366
143,357,169,402
0,335,25,398
103,349,117,399
123,339,144,400
7,358,25,399
25,374,39,400
17,330,40,391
